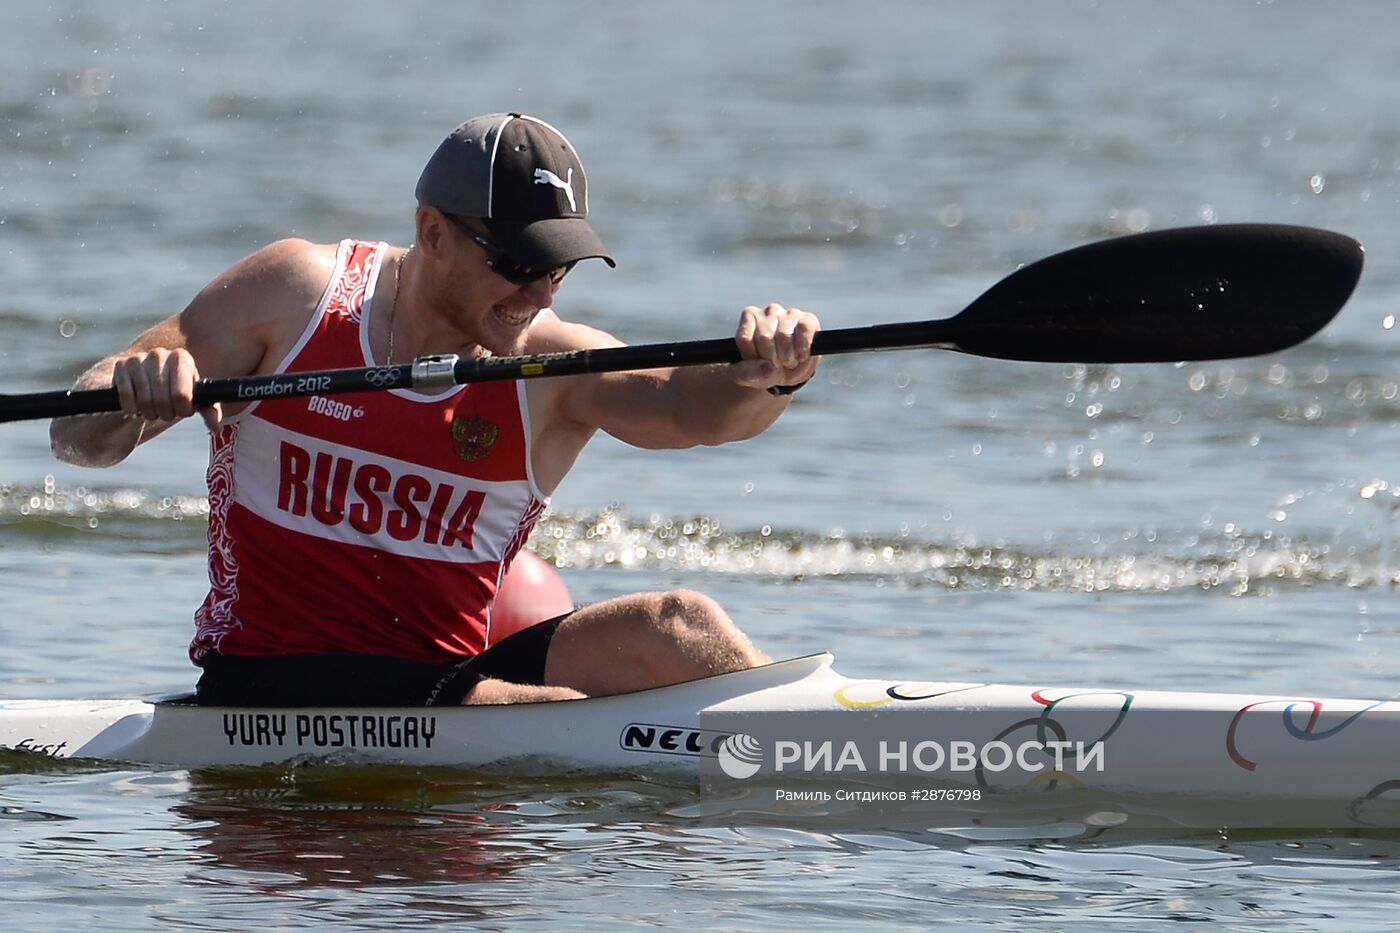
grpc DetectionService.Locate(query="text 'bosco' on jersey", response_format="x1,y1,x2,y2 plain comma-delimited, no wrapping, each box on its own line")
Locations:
276,440,486,547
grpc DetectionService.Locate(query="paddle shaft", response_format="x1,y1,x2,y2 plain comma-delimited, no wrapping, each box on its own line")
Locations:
0,321,943,423
0,223,1364,424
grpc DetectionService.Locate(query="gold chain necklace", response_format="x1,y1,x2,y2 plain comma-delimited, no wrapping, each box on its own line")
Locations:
385,245,412,365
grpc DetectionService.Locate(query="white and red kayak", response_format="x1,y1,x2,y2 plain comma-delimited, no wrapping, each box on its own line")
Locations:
3,653,1399,827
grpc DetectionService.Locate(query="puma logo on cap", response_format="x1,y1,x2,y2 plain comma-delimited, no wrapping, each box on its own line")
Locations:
533,167,577,212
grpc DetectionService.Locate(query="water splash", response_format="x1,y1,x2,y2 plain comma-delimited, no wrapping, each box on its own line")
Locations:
527,506,1400,593
0,478,209,522
4,482,1396,593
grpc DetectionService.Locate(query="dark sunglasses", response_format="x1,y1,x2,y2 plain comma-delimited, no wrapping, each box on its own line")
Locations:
445,215,574,286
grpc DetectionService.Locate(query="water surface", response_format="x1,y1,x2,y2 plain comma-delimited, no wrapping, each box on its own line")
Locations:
4,1,1400,928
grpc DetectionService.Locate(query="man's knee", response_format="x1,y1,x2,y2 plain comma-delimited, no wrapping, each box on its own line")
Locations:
542,589,767,693
643,589,764,666
650,589,727,629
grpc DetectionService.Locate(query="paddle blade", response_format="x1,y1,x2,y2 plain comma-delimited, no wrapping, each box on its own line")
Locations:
945,224,1363,363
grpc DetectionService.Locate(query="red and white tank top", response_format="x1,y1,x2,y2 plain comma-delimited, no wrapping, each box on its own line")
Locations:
190,240,548,663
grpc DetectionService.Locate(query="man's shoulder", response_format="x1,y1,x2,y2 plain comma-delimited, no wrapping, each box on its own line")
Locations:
183,239,345,348
243,238,341,288
199,239,339,308
523,310,625,354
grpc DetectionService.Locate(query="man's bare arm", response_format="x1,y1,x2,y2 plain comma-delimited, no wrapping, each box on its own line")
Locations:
50,239,335,467
534,303,821,453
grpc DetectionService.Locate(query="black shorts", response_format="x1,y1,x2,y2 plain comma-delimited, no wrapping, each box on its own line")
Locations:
193,614,569,707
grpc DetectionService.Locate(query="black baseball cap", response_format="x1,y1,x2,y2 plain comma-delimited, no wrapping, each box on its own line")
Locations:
415,113,615,271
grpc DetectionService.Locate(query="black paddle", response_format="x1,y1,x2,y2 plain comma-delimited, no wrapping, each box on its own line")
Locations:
0,223,1363,424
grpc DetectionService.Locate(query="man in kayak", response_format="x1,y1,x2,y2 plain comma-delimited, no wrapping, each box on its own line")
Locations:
49,113,819,707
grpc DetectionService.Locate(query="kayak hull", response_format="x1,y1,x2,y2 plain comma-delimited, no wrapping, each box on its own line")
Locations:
4,654,1400,827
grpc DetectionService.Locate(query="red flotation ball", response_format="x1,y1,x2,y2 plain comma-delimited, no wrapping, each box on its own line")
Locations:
488,550,574,645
